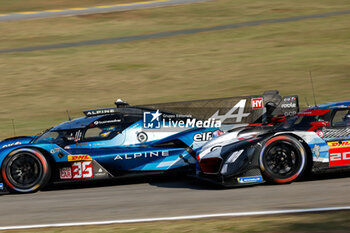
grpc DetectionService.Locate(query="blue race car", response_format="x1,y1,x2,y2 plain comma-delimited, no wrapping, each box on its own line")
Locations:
0,91,298,193
196,101,350,187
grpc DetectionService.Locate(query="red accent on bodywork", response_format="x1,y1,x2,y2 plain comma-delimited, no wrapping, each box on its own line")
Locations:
271,116,286,124
247,123,263,127
297,109,331,116
307,121,329,131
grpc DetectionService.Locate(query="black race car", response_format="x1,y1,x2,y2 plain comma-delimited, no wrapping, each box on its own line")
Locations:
196,100,350,186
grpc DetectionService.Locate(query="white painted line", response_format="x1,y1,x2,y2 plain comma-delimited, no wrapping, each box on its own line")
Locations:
0,206,350,230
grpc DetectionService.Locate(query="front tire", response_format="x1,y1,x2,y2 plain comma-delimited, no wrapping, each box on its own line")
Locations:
1,148,51,193
259,135,307,184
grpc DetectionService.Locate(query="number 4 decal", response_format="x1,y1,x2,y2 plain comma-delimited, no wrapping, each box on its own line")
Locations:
72,161,93,179
210,99,250,123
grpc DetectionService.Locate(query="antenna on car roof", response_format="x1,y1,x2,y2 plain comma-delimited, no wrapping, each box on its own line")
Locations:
66,110,72,121
309,71,318,107
11,119,16,137
304,97,310,108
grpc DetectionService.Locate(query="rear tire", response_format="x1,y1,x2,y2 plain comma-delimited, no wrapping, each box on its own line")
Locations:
1,148,51,193
259,135,307,184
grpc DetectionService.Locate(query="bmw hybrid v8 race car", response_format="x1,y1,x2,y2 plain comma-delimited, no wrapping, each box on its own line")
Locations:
197,101,350,187
0,91,298,193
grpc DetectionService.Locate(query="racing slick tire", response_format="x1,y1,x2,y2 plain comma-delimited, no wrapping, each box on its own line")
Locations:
259,135,307,184
1,148,51,193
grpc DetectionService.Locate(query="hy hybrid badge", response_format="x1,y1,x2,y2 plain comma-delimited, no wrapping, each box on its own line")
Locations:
143,110,162,129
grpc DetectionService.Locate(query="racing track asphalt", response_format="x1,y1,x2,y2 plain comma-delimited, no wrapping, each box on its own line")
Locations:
0,0,209,22
0,9,349,54
1,173,350,227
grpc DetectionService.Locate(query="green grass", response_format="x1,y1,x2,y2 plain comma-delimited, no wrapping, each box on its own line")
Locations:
0,0,349,138
0,0,147,13
3,211,350,232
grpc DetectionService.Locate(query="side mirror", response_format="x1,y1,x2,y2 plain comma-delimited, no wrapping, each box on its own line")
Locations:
308,121,329,131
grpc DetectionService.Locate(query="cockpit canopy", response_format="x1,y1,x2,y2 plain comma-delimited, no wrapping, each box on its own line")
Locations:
34,113,139,147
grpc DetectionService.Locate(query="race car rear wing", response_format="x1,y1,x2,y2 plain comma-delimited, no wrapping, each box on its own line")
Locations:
138,90,299,125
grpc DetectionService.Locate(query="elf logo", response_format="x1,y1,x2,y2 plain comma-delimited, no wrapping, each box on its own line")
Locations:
193,130,223,142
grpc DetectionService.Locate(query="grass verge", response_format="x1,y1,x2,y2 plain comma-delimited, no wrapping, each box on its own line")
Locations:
3,210,350,232
0,0,349,138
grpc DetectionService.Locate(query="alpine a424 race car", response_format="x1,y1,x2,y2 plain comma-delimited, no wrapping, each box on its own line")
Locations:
197,100,350,187
0,91,298,193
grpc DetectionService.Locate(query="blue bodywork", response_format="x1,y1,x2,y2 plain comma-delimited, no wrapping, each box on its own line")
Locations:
0,106,222,189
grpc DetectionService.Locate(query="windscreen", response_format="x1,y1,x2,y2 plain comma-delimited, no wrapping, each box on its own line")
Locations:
34,129,83,147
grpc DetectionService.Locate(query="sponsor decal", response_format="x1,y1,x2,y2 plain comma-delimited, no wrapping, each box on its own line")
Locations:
143,110,162,129
72,161,93,179
85,108,117,116
193,130,223,142
329,141,350,148
114,151,169,160
94,119,121,125
237,176,263,183
143,99,252,129
0,183,3,190
68,154,92,161
312,144,321,159
95,168,108,177
2,141,21,148
281,103,297,108
59,167,72,179
283,97,296,102
50,148,60,154
161,118,220,128
137,132,148,143
328,141,350,167
212,130,224,138
316,130,324,138
143,110,221,129
284,111,297,117
251,98,264,109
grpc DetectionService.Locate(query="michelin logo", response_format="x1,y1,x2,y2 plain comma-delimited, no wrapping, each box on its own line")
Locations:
143,110,162,129
0,183,3,190
237,176,263,183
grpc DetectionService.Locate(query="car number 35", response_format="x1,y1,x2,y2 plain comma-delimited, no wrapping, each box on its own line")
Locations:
72,161,93,179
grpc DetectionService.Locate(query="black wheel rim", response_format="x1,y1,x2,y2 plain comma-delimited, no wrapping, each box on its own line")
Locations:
6,153,43,189
264,142,301,178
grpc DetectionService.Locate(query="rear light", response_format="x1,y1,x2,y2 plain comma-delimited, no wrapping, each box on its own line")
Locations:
199,157,222,174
